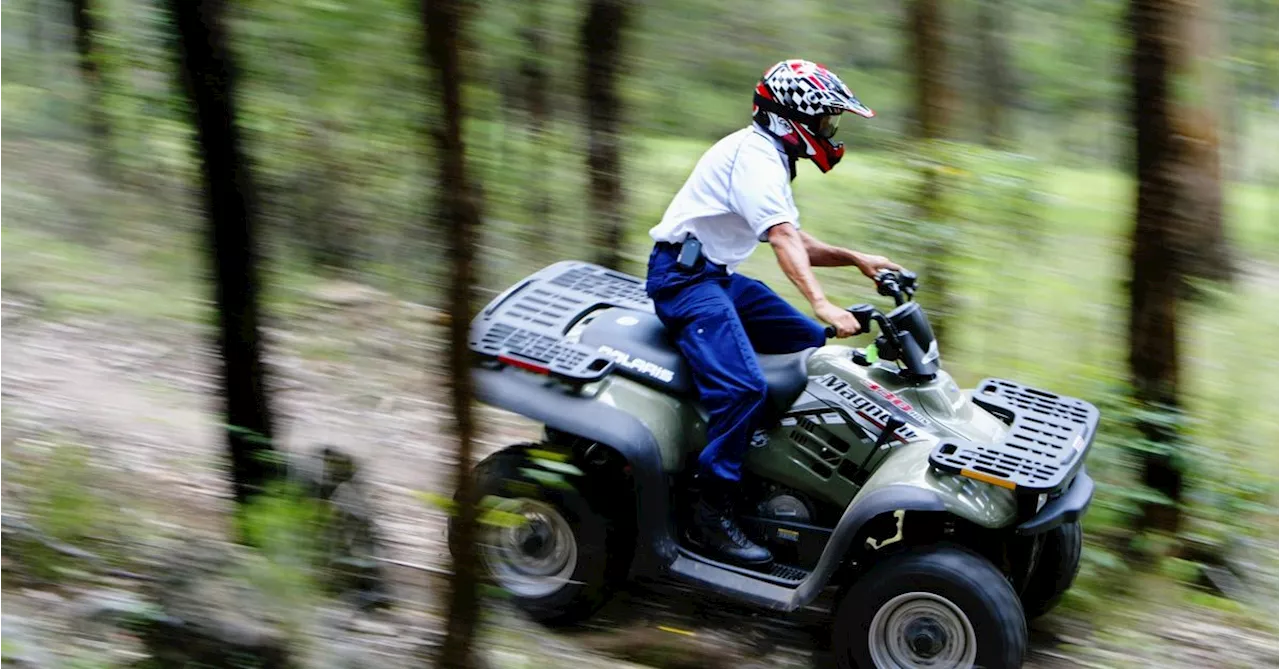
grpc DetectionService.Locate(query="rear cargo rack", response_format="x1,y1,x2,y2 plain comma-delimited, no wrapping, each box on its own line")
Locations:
470,262,654,382
928,379,1099,494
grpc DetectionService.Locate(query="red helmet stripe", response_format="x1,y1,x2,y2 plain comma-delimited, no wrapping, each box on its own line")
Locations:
792,120,841,173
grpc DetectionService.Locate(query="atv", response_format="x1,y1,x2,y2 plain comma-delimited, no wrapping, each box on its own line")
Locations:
454,261,1096,668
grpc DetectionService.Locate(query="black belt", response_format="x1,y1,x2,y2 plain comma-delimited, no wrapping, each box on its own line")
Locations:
657,236,712,273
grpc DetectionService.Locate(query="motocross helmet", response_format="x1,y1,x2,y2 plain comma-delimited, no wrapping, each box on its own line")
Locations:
753,60,874,173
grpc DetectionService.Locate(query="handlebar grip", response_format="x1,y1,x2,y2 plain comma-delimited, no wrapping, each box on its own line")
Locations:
823,325,837,338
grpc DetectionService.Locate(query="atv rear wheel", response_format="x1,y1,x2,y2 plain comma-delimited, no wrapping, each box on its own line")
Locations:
1020,521,1083,619
450,443,626,625
833,546,1026,669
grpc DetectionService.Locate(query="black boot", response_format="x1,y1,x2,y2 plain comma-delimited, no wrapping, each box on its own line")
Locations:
687,478,773,570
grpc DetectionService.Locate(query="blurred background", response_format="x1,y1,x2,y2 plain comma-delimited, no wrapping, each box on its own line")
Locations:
1,0,1277,666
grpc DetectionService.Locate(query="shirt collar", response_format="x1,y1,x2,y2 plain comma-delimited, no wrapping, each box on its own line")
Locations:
750,124,788,155
750,124,797,180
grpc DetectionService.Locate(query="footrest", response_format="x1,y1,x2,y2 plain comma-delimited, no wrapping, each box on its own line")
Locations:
768,562,811,584
475,322,614,383
929,379,1099,493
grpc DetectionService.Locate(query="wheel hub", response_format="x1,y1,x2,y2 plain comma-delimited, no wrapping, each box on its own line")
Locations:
867,592,977,668
518,519,552,558
481,499,578,598
905,618,947,658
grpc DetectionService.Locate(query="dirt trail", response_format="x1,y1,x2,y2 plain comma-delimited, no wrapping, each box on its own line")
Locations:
1,284,1277,668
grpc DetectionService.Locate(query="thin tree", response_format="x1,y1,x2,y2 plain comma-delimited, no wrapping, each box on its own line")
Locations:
520,0,552,247
579,0,628,270
1174,0,1229,283
421,0,483,665
27,0,48,81
1126,0,1229,534
907,0,955,344
169,0,277,505
974,0,1011,147
69,0,111,170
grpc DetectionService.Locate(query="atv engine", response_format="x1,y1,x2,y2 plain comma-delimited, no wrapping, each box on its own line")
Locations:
757,492,814,523
743,487,830,570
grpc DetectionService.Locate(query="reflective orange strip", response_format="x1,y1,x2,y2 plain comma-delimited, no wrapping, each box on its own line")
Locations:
961,468,1017,490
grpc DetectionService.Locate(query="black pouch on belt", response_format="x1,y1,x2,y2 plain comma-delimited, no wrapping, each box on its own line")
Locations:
676,237,703,271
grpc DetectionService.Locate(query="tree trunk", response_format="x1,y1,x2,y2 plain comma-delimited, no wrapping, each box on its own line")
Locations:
974,0,1011,147
580,0,628,270
421,0,482,666
1127,0,1185,534
168,0,277,506
521,0,552,253
907,0,955,346
909,0,948,141
69,0,111,169
1128,0,1232,536
1172,0,1230,284
28,0,44,55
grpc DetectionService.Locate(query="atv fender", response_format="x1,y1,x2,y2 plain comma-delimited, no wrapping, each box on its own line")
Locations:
473,365,679,574
791,441,1017,608
793,484,947,606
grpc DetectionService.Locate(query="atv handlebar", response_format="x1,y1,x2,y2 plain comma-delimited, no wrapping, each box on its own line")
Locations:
877,268,918,306
822,269,917,339
823,304,874,339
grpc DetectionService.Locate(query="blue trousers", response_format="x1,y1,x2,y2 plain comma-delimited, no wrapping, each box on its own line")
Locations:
646,244,825,482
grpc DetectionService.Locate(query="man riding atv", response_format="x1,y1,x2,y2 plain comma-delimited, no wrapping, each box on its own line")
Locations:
646,59,901,569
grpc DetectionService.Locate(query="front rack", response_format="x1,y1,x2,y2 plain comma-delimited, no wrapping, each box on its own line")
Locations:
928,379,1099,494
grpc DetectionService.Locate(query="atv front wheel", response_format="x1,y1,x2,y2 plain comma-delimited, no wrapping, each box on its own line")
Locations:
1020,521,1083,619
833,546,1027,669
450,443,626,625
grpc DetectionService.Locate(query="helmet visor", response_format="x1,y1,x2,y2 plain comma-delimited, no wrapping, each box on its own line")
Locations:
815,113,841,139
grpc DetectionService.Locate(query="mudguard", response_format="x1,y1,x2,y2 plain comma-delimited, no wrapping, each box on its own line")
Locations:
668,482,954,612
789,441,1016,608
473,365,679,574
791,484,947,607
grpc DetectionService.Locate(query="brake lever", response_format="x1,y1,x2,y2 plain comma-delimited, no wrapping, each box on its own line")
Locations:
898,269,918,298
876,271,902,300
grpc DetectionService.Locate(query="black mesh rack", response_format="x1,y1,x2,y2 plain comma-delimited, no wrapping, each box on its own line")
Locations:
470,262,654,382
929,378,1099,494
474,322,614,381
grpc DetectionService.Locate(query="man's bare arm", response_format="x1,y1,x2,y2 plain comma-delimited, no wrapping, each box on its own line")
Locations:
767,224,860,337
799,230,901,277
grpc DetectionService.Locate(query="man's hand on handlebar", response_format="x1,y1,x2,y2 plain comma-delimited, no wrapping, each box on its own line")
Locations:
815,299,861,338
854,252,902,280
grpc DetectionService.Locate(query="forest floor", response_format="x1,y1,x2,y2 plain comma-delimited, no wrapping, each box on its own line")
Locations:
2,248,1278,668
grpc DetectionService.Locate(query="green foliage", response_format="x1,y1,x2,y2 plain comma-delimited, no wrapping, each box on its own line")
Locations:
417,490,527,529
232,425,277,448
234,481,332,616
2,441,145,583
32,445,106,542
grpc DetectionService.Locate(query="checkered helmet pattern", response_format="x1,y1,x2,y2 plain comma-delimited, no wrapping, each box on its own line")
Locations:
758,59,873,118
752,59,873,173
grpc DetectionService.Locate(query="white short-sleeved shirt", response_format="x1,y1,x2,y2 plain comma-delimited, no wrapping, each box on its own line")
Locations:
649,126,799,272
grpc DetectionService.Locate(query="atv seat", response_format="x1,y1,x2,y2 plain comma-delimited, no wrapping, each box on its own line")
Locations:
578,308,813,411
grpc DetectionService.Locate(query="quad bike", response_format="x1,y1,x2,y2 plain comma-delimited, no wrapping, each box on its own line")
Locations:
453,261,1096,668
